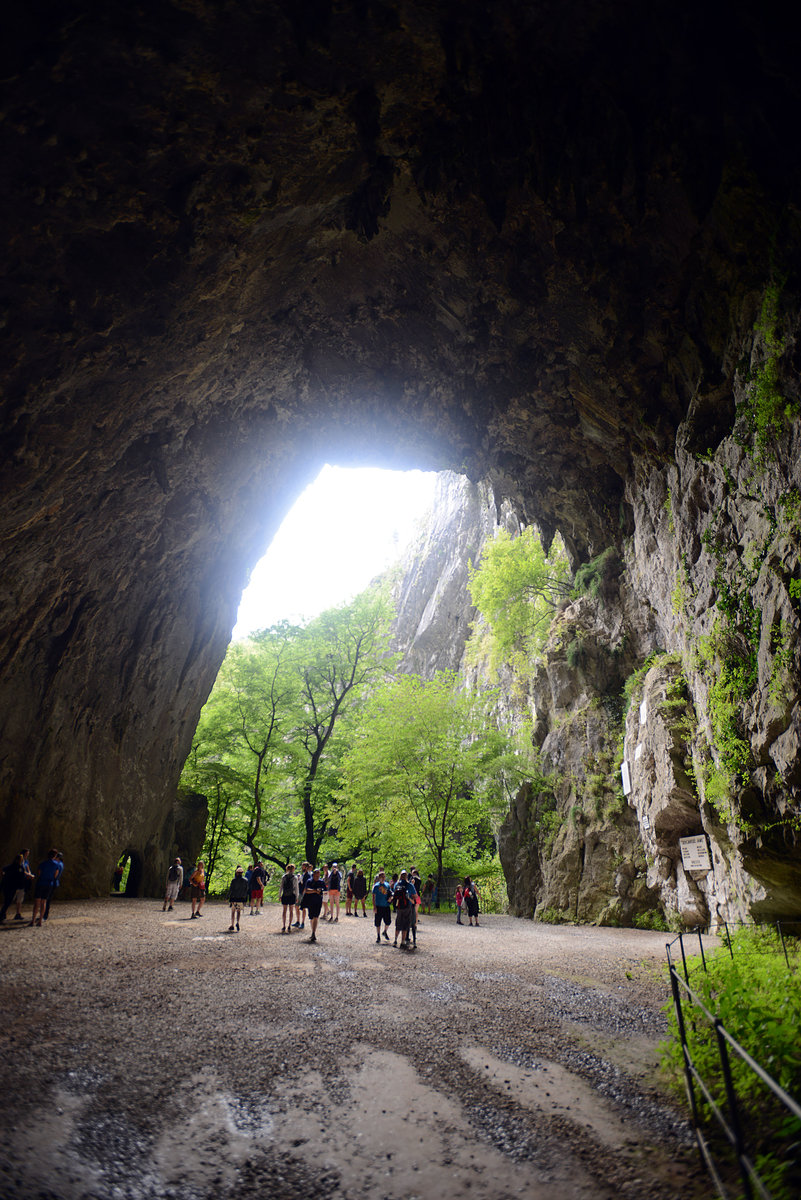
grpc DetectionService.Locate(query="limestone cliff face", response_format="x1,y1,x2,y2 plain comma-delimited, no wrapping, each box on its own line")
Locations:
389,472,516,676
501,381,801,925
2,1,801,898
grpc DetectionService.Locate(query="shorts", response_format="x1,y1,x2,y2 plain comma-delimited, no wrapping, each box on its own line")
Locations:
306,896,323,919
374,907,391,927
250,889,264,902
13,888,25,904
395,908,411,932
34,883,53,901
165,881,180,901
191,885,205,901
280,894,295,907
231,901,244,913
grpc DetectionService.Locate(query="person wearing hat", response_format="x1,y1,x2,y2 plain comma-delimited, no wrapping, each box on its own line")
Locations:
326,861,342,922
227,866,250,932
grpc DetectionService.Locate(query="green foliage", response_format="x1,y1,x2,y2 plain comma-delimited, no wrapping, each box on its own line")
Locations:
536,906,570,925
181,587,396,879
661,929,801,1196
572,546,619,601
467,526,570,670
664,489,675,533
633,909,670,932
769,621,796,707
738,283,799,459
341,672,517,890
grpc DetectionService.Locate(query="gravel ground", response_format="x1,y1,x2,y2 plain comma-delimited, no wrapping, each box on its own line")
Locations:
0,899,717,1199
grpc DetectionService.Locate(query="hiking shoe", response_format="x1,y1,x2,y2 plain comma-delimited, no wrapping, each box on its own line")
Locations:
333,917,338,923
310,934,316,943
13,914,23,921
376,937,381,943
383,931,390,940
229,925,235,932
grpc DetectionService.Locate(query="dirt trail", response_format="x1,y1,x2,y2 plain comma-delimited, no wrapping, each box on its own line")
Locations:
0,899,714,1199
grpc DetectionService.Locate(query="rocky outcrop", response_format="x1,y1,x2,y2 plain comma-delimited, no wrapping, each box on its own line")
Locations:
389,472,517,677
2,2,801,898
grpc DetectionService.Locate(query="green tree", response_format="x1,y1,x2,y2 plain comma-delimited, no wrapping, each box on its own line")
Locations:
467,526,570,667
341,672,512,891
180,622,302,880
290,586,396,864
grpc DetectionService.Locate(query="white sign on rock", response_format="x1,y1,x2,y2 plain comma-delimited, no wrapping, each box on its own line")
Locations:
620,760,631,795
679,834,711,872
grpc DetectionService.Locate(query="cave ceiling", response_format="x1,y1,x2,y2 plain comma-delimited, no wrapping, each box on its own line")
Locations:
2,0,801,890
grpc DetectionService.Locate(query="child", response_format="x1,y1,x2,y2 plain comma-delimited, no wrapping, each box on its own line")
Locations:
228,866,250,932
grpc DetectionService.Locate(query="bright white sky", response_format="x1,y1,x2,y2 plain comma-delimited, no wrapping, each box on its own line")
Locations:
233,465,439,637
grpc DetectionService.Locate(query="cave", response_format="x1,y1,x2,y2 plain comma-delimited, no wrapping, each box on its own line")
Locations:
2,1,801,906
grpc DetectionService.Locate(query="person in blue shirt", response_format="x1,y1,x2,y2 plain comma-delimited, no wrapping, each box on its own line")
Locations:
30,849,62,927
44,851,64,921
371,870,393,943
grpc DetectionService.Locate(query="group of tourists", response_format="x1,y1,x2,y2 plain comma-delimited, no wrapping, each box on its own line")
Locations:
162,857,271,922
0,848,65,926
227,861,480,947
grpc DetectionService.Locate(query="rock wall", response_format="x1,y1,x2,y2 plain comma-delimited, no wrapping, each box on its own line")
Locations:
389,471,518,677
2,1,801,900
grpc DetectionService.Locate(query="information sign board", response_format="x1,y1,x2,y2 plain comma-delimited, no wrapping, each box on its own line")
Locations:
679,834,711,872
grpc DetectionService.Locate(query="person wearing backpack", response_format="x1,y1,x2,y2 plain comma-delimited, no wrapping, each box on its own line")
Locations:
162,858,183,912
392,870,414,949
463,876,480,926
279,863,299,933
227,866,250,932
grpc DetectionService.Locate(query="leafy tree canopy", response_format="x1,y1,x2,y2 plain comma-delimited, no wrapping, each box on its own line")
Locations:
467,526,570,667
341,671,517,888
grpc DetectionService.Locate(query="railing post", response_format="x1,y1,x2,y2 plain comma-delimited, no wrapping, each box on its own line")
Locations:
722,920,734,960
696,924,708,972
714,1019,753,1200
669,965,704,1151
776,920,791,971
678,931,690,984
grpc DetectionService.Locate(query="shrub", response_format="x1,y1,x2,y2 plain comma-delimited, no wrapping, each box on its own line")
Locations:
661,928,801,1198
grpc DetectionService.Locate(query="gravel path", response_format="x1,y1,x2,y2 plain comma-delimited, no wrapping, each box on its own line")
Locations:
0,899,716,1199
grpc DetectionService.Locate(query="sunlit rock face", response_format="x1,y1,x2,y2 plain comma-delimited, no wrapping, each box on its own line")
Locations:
2,1,800,895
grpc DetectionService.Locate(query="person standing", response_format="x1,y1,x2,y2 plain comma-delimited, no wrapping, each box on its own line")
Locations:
302,868,324,943
422,875,434,914
43,852,64,920
227,866,250,931
249,861,267,916
352,868,368,916
392,870,414,950
455,883,464,924
463,876,480,926
371,870,393,943
0,854,29,923
163,858,183,911
296,862,311,929
326,862,342,922
345,864,356,915
30,849,62,927
279,863,299,933
189,861,206,918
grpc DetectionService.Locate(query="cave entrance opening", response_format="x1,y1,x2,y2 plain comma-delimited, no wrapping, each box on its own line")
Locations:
233,463,439,637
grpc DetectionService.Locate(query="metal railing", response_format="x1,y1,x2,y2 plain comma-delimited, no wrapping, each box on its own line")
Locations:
666,933,801,1198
